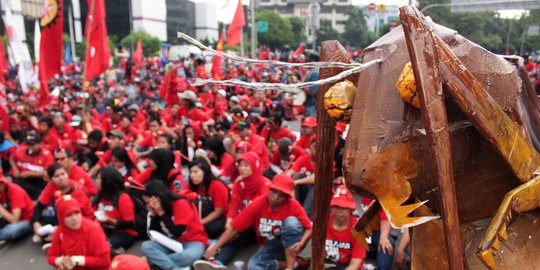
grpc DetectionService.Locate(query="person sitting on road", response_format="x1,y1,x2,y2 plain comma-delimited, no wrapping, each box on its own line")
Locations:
198,174,312,270
0,172,35,247
47,195,111,270
141,180,208,270
133,148,184,193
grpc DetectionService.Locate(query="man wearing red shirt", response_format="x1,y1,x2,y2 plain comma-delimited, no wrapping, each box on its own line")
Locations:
270,137,307,176
202,174,312,270
10,134,54,200
177,90,215,129
296,117,317,152
260,114,297,144
233,121,270,170
50,112,75,147
0,175,35,245
53,148,97,197
118,114,142,147
38,116,60,152
325,185,366,270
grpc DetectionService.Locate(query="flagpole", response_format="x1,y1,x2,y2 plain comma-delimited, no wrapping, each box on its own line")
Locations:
68,0,76,61
250,0,256,58
240,30,244,58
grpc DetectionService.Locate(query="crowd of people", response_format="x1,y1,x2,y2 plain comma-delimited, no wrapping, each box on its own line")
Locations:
0,50,410,270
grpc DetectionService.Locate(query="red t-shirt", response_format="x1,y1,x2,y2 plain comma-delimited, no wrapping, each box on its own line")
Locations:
271,146,307,171
260,126,297,144
97,149,138,168
177,106,211,123
0,183,35,221
227,178,271,219
232,195,312,246
95,193,137,236
41,132,61,152
12,146,54,174
69,165,97,196
171,199,208,244
325,214,366,265
138,134,157,148
134,168,184,192
119,126,141,145
38,181,95,220
296,134,312,151
290,154,315,174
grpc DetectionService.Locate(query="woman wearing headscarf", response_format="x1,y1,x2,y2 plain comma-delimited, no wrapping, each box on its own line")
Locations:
93,167,137,251
133,148,184,192
47,195,111,270
141,180,208,270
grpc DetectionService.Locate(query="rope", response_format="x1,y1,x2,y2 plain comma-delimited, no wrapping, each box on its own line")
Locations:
177,32,363,69
191,58,382,93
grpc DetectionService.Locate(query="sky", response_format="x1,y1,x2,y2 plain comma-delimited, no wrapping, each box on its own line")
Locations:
190,0,525,23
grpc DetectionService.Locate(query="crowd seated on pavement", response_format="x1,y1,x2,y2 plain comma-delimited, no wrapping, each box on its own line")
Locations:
0,52,411,270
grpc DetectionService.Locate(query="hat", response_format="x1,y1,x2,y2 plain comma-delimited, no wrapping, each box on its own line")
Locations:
302,116,317,128
249,107,261,118
110,254,150,270
236,120,251,131
234,140,253,152
331,185,356,210
217,89,227,97
270,174,295,197
106,130,125,140
179,90,198,102
278,137,293,157
231,106,244,115
26,134,42,145
70,115,82,127
230,96,240,103
128,103,139,112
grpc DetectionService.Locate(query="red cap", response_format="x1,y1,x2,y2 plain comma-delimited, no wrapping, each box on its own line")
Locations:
302,117,317,128
336,122,347,133
270,174,295,198
110,254,150,270
331,185,356,210
234,140,253,152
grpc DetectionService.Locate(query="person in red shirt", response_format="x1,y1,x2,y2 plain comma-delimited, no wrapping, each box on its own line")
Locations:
220,140,253,186
269,137,307,176
326,185,366,270
260,113,297,144
38,116,60,152
31,163,95,247
110,146,140,182
296,116,317,152
178,90,215,129
89,130,139,178
232,121,270,170
201,174,312,270
361,198,395,270
0,174,35,244
141,180,208,269
47,195,111,270
10,133,54,200
93,167,137,251
118,114,141,147
50,112,75,147
53,148,97,198
183,158,229,239
134,148,184,193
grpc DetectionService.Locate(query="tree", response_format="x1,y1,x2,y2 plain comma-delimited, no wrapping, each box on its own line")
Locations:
316,19,340,43
255,10,294,49
342,6,370,48
121,30,161,56
287,16,307,45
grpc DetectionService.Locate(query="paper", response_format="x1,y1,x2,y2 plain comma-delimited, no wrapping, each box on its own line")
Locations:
148,230,184,253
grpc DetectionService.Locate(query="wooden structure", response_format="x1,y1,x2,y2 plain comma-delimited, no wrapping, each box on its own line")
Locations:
313,6,540,270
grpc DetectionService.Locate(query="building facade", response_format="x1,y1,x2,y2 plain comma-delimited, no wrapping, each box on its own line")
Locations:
363,4,399,35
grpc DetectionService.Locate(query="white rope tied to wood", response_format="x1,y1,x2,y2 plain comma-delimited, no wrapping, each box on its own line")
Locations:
177,32,363,69
191,58,382,93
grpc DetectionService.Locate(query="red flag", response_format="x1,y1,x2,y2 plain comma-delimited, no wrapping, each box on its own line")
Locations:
211,33,224,80
159,67,180,105
132,39,143,70
0,82,8,132
38,0,63,106
0,38,7,84
85,0,111,81
227,0,245,46
293,43,305,56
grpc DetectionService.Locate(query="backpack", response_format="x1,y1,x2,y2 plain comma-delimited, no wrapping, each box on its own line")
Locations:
125,181,149,240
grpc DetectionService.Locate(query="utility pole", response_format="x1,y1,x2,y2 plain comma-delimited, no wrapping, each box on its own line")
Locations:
251,0,256,58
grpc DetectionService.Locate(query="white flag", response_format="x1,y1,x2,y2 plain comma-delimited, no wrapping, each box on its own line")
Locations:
2,8,37,92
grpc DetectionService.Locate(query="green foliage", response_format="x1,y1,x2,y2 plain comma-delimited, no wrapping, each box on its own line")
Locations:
121,30,161,56
255,10,294,50
287,16,307,45
342,6,370,48
316,19,341,43
379,18,401,36
418,0,539,55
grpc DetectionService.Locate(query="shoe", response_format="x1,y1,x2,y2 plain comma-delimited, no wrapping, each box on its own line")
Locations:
42,243,52,253
295,256,310,269
193,260,228,270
